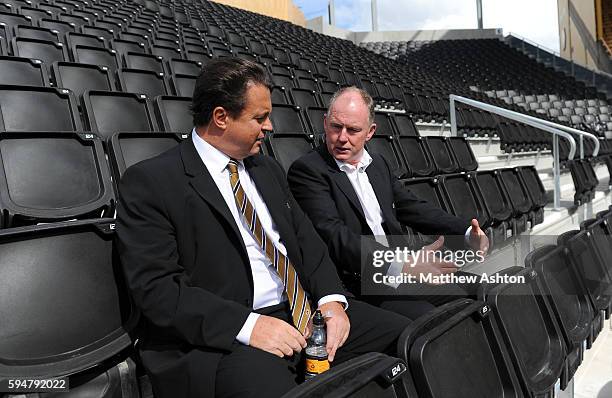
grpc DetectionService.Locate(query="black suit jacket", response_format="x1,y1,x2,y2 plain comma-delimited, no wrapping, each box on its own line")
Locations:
287,146,469,292
116,138,346,397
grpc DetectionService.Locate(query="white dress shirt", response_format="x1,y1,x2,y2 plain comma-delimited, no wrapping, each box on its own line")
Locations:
192,131,346,345
335,149,472,287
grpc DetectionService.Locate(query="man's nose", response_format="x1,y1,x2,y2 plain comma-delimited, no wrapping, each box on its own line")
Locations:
263,117,273,132
338,128,349,141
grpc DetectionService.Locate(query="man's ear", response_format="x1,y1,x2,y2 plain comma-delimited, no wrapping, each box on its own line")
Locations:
211,106,229,130
365,123,377,141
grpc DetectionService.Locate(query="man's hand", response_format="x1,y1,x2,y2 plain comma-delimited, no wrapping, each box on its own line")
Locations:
318,301,350,362
402,236,458,284
468,219,490,254
250,315,307,358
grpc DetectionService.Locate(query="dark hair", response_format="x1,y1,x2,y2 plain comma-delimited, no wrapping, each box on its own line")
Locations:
191,58,273,127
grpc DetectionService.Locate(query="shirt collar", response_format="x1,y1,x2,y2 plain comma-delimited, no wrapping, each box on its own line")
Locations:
191,129,244,174
334,149,373,172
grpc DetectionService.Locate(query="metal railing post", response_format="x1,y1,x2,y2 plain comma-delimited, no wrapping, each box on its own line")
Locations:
553,134,561,210
450,97,457,136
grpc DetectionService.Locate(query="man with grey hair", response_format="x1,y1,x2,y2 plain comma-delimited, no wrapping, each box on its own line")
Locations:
287,86,489,318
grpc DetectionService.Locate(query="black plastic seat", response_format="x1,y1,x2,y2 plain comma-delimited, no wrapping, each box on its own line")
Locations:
12,37,68,65
72,44,120,73
51,61,114,99
424,136,459,174
479,267,566,398
517,166,547,226
498,168,533,233
150,43,182,61
272,73,295,90
374,112,394,135
270,103,306,134
401,176,449,211
305,106,326,135
398,299,524,398
397,136,436,177
0,85,82,131
117,68,169,98
440,172,490,230
0,219,138,395
108,131,185,178
38,18,76,39
447,137,478,172
81,26,115,43
474,170,514,246
153,95,193,133
289,88,320,108
392,114,419,136
66,31,107,50
123,52,165,73
13,25,59,42
264,132,314,173
271,85,288,105
366,134,407,178
83,90,158,140
0,55,48,86
170,73,197,97
525,245,593,390
0,11,31,42
282,353,407,398
0,132,114,227
167,58,202,76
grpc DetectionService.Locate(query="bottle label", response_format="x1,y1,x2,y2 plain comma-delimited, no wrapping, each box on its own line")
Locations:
305,358,330,374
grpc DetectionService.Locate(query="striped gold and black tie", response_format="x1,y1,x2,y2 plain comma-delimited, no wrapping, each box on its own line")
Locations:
227,159,312,334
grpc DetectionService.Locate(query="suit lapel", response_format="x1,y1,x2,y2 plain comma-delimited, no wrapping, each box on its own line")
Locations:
365,158,395,224
180,138,244,249
318,146,366,220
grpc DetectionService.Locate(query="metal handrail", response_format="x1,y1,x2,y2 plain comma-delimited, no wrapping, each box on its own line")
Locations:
527,118,600,158
449,94,578,210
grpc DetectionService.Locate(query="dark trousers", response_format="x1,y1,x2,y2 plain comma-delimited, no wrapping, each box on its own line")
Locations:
215,299,411,398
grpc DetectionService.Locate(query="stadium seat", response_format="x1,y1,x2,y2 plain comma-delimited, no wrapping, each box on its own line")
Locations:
401,176,449,211
516,166,547,226
123,52,165,73
391,114,419,136
474,170,514,247
51,61,115,99
167,58,202,76
170,73,197,97
397,299,524,398
479,267,566,397
447,137,478,172
153,95,193,133
13,25,59,42
117,68,170,98
525,245,593,390
498,168,532,234
0,85,82,131
72,44,120,73
0,55,48,86
271,85,289,104
108,131,185,178
264,132,314,173
0,219,139,396
374,112,395,135
269,103,306,134
304,106,327,135
83,90,158,140
289,87,320,108
366,134,408,178
396,136,436,177
282,353,407,398
439,172,491,233
424,136,460,174
12,37,68,65
66,31,108,50
0,132,114,227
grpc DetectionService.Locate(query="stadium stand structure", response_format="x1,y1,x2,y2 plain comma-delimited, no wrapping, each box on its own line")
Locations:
0,0,611,397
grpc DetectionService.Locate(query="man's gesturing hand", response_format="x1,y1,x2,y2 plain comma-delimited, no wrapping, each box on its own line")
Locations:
318,301,350,362
469,219,490,254
402,236,458,284
250,315,307,357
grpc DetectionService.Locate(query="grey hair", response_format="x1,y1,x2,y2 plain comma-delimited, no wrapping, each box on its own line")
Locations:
326,86,375,125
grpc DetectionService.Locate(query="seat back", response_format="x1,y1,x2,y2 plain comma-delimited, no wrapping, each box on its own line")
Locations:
265,132,314,173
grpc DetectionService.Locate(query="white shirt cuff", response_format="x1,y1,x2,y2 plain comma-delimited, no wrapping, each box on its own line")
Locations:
384,259,406,289
464,226,472,246
317,294,348,310
236,312,260,345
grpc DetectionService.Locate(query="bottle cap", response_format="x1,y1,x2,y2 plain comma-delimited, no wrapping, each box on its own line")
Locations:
313,309,325,326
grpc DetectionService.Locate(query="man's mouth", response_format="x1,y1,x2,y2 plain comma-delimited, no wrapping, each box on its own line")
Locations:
335,147,349,153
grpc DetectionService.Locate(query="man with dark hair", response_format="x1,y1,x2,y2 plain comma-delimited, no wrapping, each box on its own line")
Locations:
116,59,411,398
287,87,489,318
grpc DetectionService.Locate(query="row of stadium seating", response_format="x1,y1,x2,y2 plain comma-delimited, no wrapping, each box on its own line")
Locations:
1,0,611,396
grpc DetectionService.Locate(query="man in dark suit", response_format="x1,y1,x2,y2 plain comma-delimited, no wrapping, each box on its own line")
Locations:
116,59,411,398
287,87,489,318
